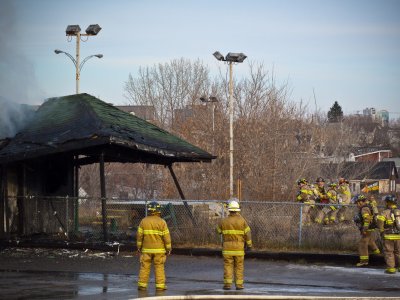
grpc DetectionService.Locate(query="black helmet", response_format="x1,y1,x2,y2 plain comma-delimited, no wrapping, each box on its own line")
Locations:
147,201,161,213
355,194,366,203
316,177,325,183
297,178,307,185
384,195,397,204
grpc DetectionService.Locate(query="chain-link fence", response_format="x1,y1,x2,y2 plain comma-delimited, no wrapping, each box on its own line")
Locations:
3,196,370,252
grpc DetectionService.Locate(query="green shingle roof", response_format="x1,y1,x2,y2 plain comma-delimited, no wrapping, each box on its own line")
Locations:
0,93,214,164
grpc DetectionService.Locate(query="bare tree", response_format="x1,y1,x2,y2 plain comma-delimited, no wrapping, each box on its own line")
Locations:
124,58,212,129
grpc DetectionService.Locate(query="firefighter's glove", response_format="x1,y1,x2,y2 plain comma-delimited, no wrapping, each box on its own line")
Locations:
167,250,172,256
137,249,141,255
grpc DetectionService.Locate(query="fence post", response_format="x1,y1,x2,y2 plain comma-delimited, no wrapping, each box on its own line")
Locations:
145,199,148,217
298,204,303,247
66,196,69,236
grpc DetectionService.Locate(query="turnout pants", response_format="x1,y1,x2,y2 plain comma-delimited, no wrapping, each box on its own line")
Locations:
358,231,380,262
337,205,348,222
138,253,167,290
301,203,314,225
383,238,400,272
223,255,244,288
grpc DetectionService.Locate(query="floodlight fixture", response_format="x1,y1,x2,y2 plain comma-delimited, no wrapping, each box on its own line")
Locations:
226,52,247,63
66,25,81,36
94,54,103,58
54,49,63,54
213,51,224,61
85,24,102,35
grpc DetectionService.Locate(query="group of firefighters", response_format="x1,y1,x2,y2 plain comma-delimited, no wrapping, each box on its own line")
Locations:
296,177,352,226
135,182,399,292
296,176,400,274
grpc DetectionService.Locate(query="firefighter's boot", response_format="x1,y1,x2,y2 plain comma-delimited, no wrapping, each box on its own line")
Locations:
356,260,369,267
385,268,396,274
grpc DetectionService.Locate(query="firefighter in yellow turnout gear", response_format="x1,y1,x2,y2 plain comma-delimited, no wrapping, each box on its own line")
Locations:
296,178,315,226
353,194,380,267
337,178,351,223
315,182,338,225
137,201,171,291
377,195,400,274
217,200,252,290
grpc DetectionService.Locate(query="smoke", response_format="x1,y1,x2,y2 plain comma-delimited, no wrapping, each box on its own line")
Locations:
0,1,44,138
0,96,36,139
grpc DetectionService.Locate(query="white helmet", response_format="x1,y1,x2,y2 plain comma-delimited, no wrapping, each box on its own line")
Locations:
228,199,240,212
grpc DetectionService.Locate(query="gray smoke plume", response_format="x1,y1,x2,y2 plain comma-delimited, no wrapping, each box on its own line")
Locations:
0,1,44,138
0,96,36,139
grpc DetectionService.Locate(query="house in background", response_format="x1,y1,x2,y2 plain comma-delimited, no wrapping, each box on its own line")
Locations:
343,161,397,195
322,161,398,195
383,157,400,192
349,147,392,162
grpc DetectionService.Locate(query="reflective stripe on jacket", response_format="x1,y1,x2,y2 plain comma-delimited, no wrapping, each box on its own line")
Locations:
360,205,374,231
217,213,252,256
338,184,351,204
296,185,314,203
327,189,337,210
137,215,172,254
377,206,400,240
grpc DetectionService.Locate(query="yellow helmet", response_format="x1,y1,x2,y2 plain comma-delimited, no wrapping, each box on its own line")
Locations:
228,199,240,212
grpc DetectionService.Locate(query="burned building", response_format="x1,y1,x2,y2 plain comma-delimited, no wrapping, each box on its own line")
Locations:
0,93,214,240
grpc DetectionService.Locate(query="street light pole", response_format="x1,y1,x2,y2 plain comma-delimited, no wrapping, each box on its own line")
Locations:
228,62,234,199
213,51,247,199
76,31,80,94
56,24,102,94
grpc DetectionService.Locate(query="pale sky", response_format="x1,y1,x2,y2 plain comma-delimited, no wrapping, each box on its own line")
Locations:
1,0,399,118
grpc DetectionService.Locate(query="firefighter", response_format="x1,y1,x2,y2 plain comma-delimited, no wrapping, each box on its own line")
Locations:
217,199,252,290
313,177,329,205
353,194,381,267
137,201,172,291
296,178,315,226
337,177,352,223
312,177,328,224
377,195,400,274
315,182,338,225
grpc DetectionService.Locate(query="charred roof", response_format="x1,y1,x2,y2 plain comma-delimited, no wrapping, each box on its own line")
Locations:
0,93,215,165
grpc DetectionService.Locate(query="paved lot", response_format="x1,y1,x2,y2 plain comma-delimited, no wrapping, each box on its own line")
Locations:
0,248,399,299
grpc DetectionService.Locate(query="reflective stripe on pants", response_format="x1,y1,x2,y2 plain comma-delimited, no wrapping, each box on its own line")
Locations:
358,231,379,261
223,255,244,287
383,238,400,270
138,253,166,289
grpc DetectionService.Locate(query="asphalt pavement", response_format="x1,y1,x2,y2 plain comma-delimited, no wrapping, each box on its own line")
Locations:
0,247,399,299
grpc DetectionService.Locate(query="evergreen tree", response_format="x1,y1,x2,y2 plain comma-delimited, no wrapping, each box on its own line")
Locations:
327,101,343,123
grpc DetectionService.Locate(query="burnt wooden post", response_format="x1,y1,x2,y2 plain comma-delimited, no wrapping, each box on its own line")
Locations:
99,152,108,242
74,156,79,232
2,165,9,237
167,164,196,225
17,164,25,235
0,165,5,237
